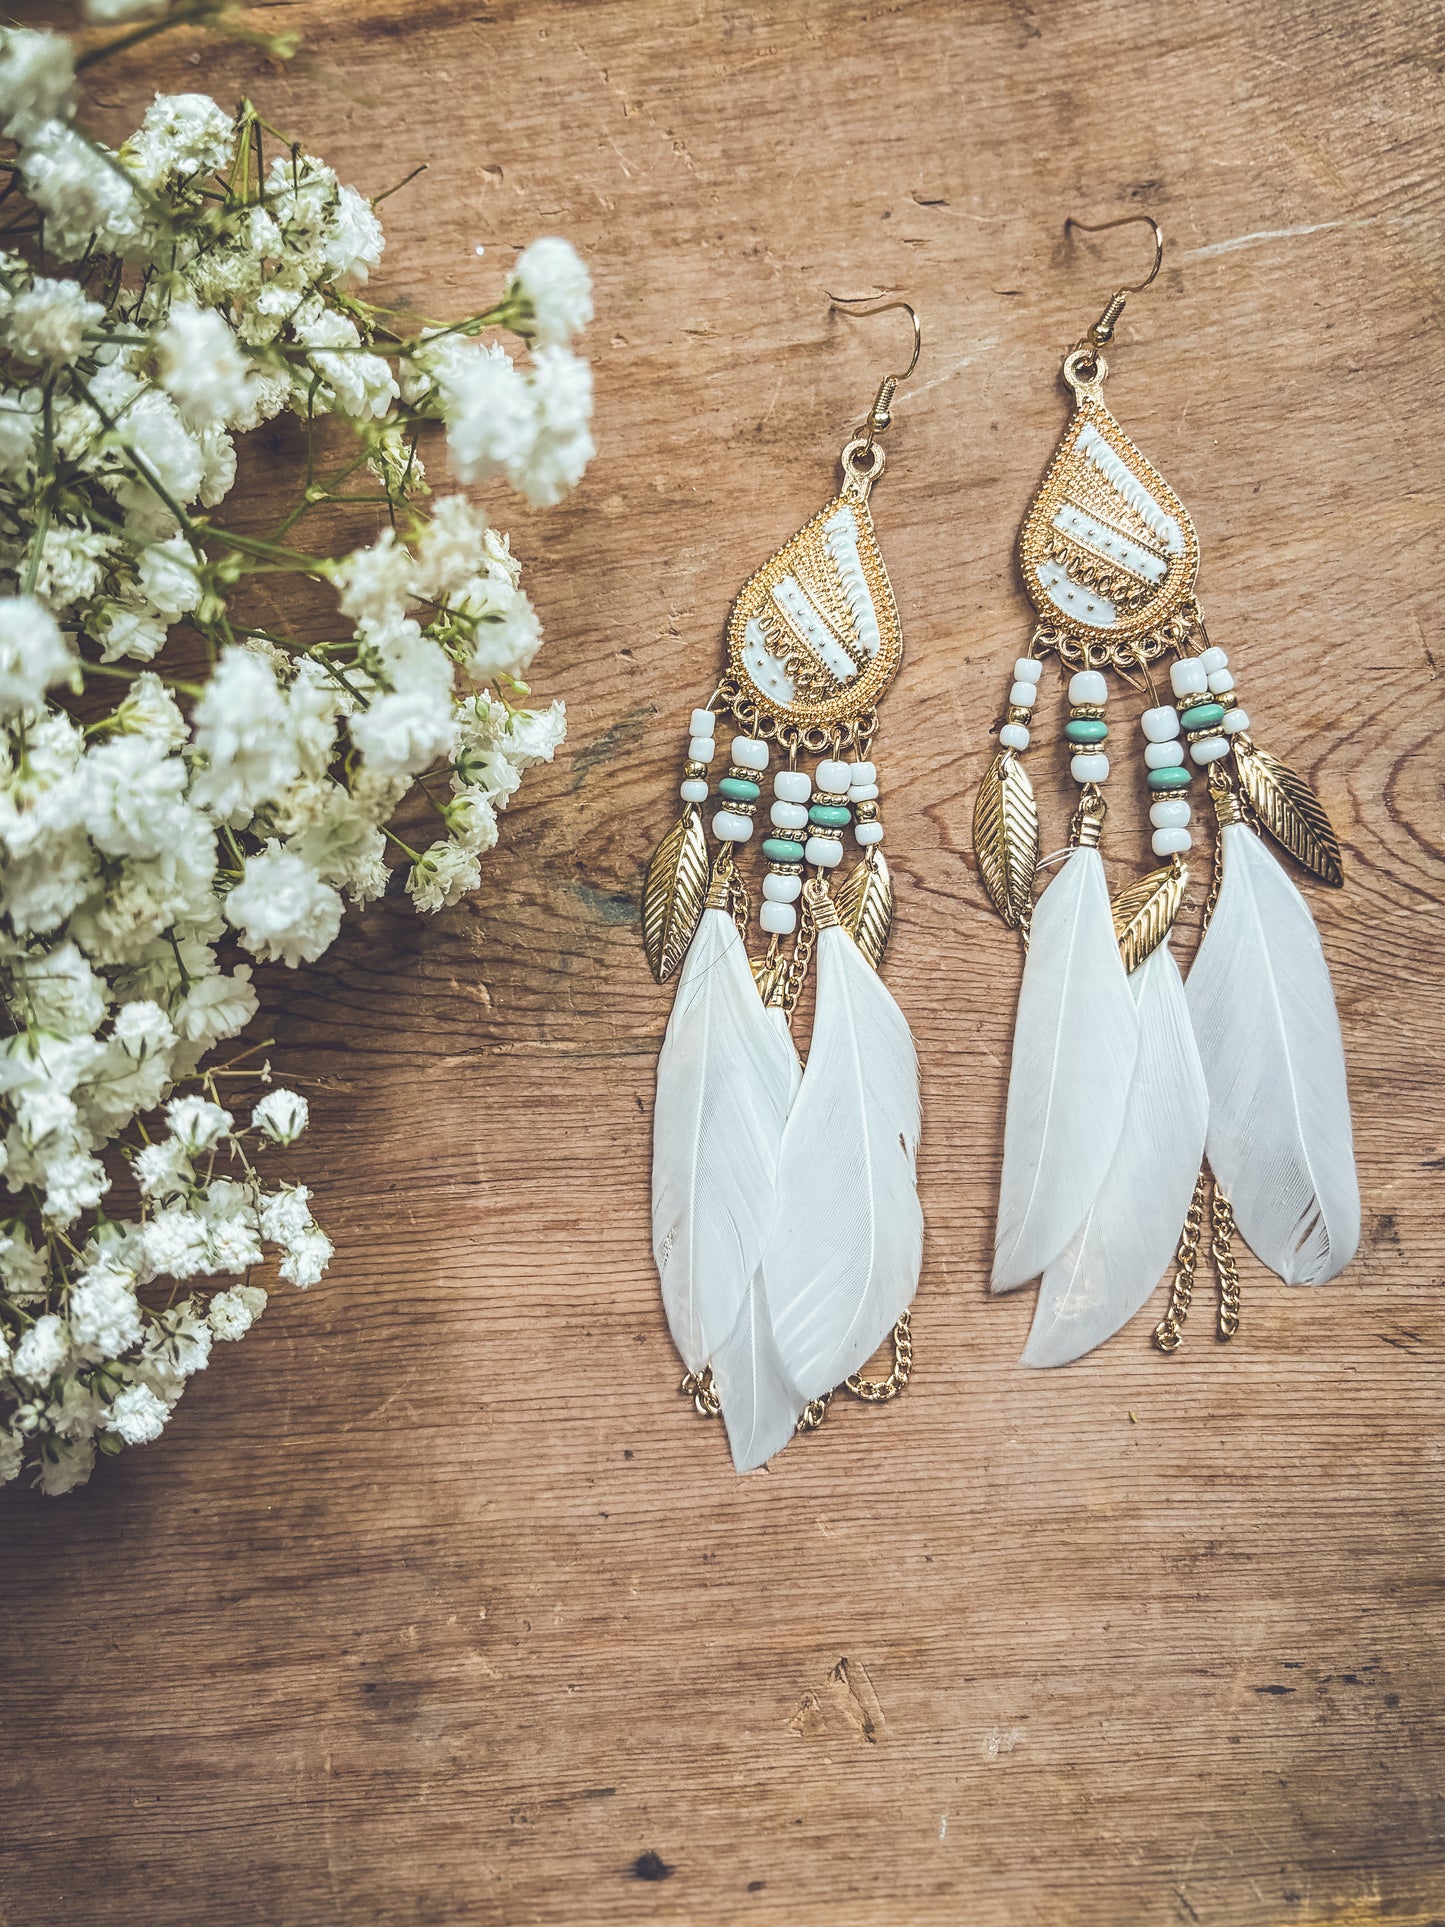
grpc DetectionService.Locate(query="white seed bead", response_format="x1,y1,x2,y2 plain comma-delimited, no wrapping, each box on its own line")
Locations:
855,821,885,847
1071,751,1110,784
712,809,753,842
1141,704,1181,742
1149,798,1192,830
1190,735,1230,765
804,834,844,868
1000,723,1031,752
848,782,880,802
759,900,797,936
848,761,877,786
1014,658,1043,684
1068,669,1108,706
1199,646,1229,673
1207,668,1235,693
1152,827,1193,857
1145,739,1187,769
1009,681,1038,709
816,757,852,794
769,800,809,831
774,770,812,803
1170,659,1208,697
688,735,715,763
731,735,769,770
689,708,715,737
1222,708,1250,733
680,778,709,804
762,871,802,903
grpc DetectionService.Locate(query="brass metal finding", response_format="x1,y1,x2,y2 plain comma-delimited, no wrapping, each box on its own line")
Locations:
826,290,921,456
1063,211,1164,353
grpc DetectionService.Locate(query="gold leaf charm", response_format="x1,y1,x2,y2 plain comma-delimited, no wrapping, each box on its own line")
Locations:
1233,739,1344,888
834,851,894,970
972,749,1039,929
751,951,791,1007
641,805,709,981
722,486,902,742
1111,861,1187,972
1018,393,1200,668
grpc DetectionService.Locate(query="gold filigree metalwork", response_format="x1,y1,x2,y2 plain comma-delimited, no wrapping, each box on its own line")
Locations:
1233,737,1345,888
1111,859,1187,972
641,805,709,982
973,748,1039,929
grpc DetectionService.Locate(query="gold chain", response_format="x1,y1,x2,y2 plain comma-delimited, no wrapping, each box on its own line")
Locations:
783,882,820,1015
679,1369,721,1417
1155,1170,1208,1352
846,1311,913,1401
1212,1186,1241,1339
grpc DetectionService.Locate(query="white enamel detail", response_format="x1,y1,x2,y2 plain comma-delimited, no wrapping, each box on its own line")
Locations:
1052,502,1167,583
1077,421,1185,556
1037,557,1117,630
772,576,858,686
743,615,796,705
823,506,882,660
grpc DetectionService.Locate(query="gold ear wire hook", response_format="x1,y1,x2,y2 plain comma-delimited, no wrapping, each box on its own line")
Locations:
1064,213,1164,348
826,290,922,451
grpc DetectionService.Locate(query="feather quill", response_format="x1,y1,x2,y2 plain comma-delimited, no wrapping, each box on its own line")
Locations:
992,846,1140,1291
1022,939,1207,1365
651,906,800,1374
764,924,922,1399
710,1272,807,1472
1187,821,1358,1284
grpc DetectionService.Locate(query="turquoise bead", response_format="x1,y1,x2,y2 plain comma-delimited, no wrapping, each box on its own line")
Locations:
808,803,852,828
1064,717,1108,744
1179,701,1226,731
1147,767,1192,791
717,775,760,803
762,836,805,864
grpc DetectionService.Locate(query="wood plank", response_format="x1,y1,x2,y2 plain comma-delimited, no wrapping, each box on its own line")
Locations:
2,1,1443,1921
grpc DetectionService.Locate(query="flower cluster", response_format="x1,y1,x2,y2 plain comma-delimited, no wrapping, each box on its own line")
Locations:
0,7,592,1492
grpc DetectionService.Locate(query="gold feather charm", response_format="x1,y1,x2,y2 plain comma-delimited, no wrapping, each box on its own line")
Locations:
1111,860,1187,972
834,851,894,970
641,805,709,981
1233,738,1344,888
973,749,1039,928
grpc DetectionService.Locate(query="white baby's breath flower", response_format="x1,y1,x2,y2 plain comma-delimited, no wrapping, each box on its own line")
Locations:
4,276,103,366
37,1434,94,1494
13,1312,68,1384
135,534,202,619
164,1094,232,1156
190,646,300,822
447,787,499,855
143,1207,210,1281
85,0,165,18
510,236,593,346
351,682,456,780
458,572,542,681
436,340,538,485
225,841,343,968
174,968,258,1046
18,118,144,260
133,1136,193,1201
43,1151,111,1226
0,391,39,472
252,1088,309,1145
280,1225,332,1288
10,943,107,1038
68,1259,142,1359
331,530,417,625
207,1288,255,1340
155,303,259,430
0,1426,22,1485
407,840,481,913
0,596,78,717
95,605,167,664
104,1380,170,1444
0,30,75,143
513,346,594,507
504,701,567,769
414,496,488,601
123,92,233,192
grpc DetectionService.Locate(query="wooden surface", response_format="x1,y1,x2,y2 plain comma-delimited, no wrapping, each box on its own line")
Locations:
4,2,1445,1921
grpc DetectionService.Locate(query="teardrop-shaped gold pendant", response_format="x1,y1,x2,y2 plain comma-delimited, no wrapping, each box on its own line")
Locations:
720,472,902,750
1018,363,1199,669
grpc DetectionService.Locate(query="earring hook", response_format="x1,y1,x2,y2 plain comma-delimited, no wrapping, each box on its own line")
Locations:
1064,212,1164,347
826,290,922,454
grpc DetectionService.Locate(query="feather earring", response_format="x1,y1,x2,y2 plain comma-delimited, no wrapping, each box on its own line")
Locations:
974,211,1356,1363
642,296,926,1471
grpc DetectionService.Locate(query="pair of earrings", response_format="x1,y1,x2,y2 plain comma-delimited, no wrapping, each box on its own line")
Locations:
640,215,1359,1474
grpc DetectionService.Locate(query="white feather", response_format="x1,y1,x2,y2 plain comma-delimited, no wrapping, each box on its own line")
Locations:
763,924,923,1400
1187,821,1359,1284
992,846,1140,1291
1022,939,1207,1366
710,1271,808,1472
651,906,800,1374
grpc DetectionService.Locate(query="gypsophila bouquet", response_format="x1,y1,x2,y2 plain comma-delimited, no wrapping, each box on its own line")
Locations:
0,1,595,1493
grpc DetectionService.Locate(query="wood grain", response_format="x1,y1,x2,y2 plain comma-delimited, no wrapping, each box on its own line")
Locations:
4,2,1445,1921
